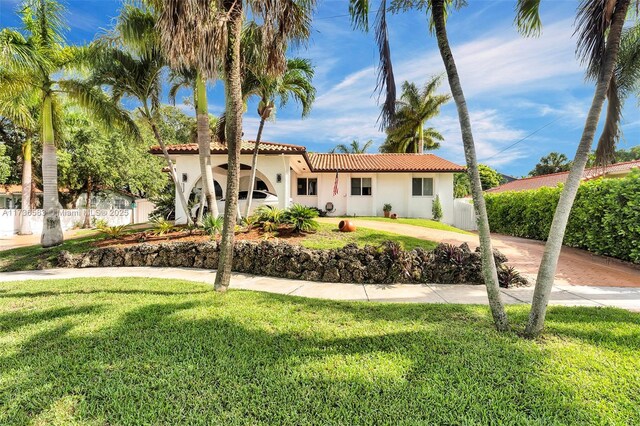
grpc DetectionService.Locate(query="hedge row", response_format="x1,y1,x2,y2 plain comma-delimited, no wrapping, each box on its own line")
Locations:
485,170,640,263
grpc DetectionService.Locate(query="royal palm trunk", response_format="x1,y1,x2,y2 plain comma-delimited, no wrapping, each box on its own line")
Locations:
19,138,32,235
525,0,631,337
40,93,63,247
432,0,509,331
196,73,219,223
214,3,244,292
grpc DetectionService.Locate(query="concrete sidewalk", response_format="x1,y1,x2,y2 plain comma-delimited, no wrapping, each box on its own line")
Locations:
2,267,639,311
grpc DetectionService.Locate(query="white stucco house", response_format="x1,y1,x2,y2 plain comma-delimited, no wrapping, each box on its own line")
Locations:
151,140,466,225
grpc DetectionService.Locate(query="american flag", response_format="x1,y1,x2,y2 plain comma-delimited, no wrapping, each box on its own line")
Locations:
332,169,339,196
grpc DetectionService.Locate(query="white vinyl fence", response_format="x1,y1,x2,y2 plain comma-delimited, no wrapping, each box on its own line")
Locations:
453,198,477,231
133,199,155,224
1,208,132,236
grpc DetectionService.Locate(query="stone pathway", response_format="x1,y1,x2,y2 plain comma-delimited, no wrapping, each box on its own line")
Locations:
319,218,640,288
1,267,639,311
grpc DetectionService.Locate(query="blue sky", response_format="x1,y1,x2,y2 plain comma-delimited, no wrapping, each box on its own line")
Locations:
1,0,638,177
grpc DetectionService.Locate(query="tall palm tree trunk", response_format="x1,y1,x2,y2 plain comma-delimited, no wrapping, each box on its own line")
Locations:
215,3,244,292
244,115,268,218
40,94,63,247
83,176,92,228
432,0,508,331
19,138,32,235
525,0,631,338
149,119,193,226
196,73,219,223
418,125,424,154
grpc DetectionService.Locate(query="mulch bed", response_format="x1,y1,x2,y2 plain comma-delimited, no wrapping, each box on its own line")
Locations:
91,227,311,248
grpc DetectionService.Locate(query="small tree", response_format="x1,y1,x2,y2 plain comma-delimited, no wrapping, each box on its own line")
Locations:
432,195,443,221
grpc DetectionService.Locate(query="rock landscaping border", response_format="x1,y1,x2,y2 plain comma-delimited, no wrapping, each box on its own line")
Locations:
58,240,527,287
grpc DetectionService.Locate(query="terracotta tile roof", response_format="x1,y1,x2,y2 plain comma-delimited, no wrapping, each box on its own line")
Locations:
1,185,42,195
149,140,306,155
307,153,465,173
486,159,640,193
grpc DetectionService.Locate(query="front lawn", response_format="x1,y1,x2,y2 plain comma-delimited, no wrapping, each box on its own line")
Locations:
1,278,638,424
300,223,436,250
354,216,473,234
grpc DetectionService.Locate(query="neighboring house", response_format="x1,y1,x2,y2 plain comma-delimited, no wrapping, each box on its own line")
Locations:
0,185,42,209
150,140,466,225
486,160,640,194
75,189,135,210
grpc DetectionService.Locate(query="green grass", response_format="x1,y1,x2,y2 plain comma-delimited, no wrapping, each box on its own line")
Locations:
353,216,473,234
301,223,437,250
0,233,102,272
0,277,638,425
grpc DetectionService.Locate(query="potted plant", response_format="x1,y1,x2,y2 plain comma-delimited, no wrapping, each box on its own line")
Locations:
383,203,392,218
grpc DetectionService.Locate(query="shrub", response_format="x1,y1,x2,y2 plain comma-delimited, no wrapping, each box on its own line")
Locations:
285,203,320,233
150,217,175,236
202,214,224,236
383,203,392,213
432,195,443,221
252,206,285,231
485,170,640,263
97,223,128,239
93,218,108,229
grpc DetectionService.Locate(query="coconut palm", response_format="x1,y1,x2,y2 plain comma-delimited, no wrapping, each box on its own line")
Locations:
153,0,317,292
0,84,40,234
243,57,316,217
330,140,374,153
382,77,449,153
516,0,634,337
169,67,220,224
93,4,193,225
353,0,509,331
0,0,138,247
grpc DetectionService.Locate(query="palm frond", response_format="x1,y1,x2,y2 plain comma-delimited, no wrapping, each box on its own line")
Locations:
374,0,396,129
21,0,67,49
0,28,47,72
514,0,542,36
58,78,141,141
575,0,621,79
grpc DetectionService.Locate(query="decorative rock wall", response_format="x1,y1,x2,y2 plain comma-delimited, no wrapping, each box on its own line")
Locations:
58,241,527,287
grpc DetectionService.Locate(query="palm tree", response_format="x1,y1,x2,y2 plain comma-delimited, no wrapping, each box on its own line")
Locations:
528,152,571,176
330,139,373,153
154,0,317,292
0,0,137,247
169,67,220,224
382,78,449,153
595,21,640,165
94,4,193,226
0,84,39,235
351,0,509,331
243,57,315,217
516,0,633,337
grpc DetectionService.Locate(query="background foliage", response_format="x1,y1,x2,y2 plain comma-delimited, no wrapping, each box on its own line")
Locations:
485,170,640,263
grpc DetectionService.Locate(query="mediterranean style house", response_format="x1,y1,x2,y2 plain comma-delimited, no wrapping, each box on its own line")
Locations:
151,141,466,225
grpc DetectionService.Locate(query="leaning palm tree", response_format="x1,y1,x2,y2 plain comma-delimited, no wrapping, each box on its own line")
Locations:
153,0,317,292
353,0,510,331
169,67,220,224
0,0,138,247
382,78,449,153
0,83,39,235
330,139,374,153
516,0,634,337
243,57,316,217
94,4,193,226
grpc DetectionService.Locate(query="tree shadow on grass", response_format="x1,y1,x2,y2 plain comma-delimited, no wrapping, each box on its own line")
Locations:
2,290,637,425
0,289,212,299
0,305,104,333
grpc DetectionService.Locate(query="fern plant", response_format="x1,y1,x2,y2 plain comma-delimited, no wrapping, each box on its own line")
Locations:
285,204,319,233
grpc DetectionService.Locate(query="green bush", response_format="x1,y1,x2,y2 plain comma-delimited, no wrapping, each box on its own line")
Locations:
285,203,320,233
150,217,175,236
485,170,640,263
432,195,443,222
96,223,129,239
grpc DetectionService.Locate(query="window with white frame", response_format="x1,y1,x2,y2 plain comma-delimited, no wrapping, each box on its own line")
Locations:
297,178,318,196
412,177,434,196
351,177,372,196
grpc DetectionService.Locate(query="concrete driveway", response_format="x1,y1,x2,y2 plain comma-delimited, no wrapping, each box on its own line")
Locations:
318,217,640,288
